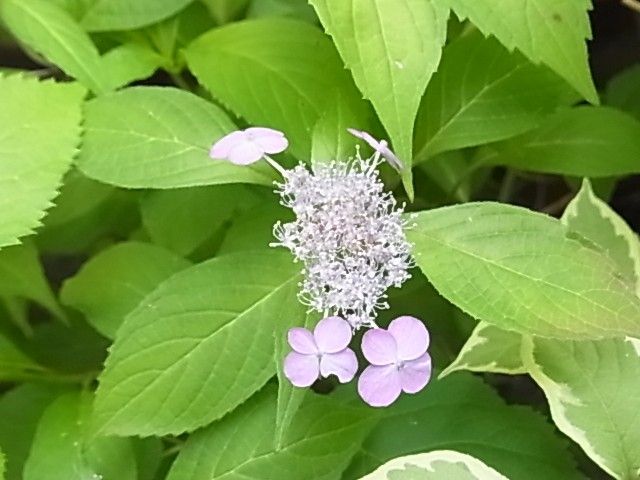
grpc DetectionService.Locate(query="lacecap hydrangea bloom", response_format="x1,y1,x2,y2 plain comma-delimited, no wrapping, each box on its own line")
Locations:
210,126,431,406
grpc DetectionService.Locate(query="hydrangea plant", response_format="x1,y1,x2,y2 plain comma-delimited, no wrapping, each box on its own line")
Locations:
0,1,639,480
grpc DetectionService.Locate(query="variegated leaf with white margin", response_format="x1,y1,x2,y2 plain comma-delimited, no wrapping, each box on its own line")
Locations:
524,179,640,479
359,450,509,480
440,321,525,378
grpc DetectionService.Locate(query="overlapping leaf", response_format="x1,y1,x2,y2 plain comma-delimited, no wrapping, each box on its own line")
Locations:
167,386,377,480
523,180,640,479
414,31,576,162
23,391,137,480
310,0,449,195
61,242,191,338
0,0,110,94
442,0,598,103
93,250,302,436
407,202,640,339
185,18,360,159
0,75,84,249
344,374,581,480
81,0,196,31
477,107,640,177
359,451,509,480
77,87,274,188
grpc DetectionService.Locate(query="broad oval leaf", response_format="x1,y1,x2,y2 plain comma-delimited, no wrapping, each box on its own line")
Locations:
478,107,640,177
359,450,509,480
524,337,640,480
344,374,582,480
76,87,275,189
407,202,640,339
0,0,109,94
414,30,576,162
93,250,302,436
81,0,195,31
167,385,377,480
0,75,84,249
442,0,598,103
23,391,137,480
61,242,191,339
310,0,449,194
522,179,640,480
185,18,357,159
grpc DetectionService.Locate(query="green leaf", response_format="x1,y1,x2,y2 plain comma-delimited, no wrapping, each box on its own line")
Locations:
185,18,356,159
359,451,509,480
61,242,191,339
477,106,640,177
23,319,109,374
521,179,640,480
274,311,317,448
0,331,45,381
0,75,84,249
246,0,318,23
0,0,110,94
218,202,292,255
605,64,640,120
81,0,196,31
407,202,640,339
0,242,65,321
77,86,274,188
140,185,264,256
414,30,576,162
310,0,449,195
93,250,302,436
0,384,64,480
23,391,137,480
563,179,640,290
167,385,377,480
442,0,597,103
36,170,139,255
440,321,525,378
344,374,581,480
101,43,164,91
0,449,4,480
201,0,250,24
311,91,373,164
524,336,640,480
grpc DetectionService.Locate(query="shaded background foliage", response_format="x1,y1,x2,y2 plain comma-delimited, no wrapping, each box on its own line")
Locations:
0,1,639,479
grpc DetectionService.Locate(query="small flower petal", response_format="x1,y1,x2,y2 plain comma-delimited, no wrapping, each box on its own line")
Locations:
376,140,403,171
357,364,402,407
314,316,352,353
388,316,429,361
245,127,289,154
283,352,319,387
361,328,398,365
287,327,317,355
227,140,264,165
319,348,358,383
347,128,380,149
210,131,247,159
347,128,403,170
399,353,432,394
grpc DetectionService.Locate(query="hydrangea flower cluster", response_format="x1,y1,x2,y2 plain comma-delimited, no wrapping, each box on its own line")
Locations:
210,126,431,407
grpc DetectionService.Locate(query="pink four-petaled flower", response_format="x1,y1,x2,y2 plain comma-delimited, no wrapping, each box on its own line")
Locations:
209,127,288,165
358,316,432,407
284,316,358,387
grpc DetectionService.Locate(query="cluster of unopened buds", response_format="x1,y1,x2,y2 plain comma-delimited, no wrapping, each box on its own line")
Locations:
210,126,431,407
